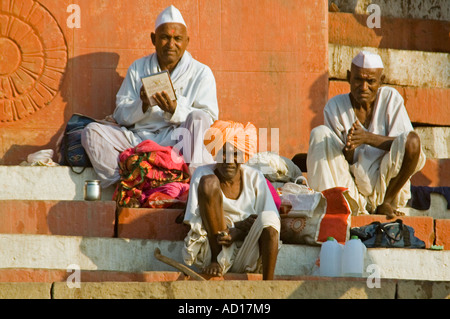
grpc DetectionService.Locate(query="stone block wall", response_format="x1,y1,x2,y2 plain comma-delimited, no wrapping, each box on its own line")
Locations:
0,0,329,163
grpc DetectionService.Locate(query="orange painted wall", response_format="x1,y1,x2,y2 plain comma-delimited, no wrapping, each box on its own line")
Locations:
0,0,329,164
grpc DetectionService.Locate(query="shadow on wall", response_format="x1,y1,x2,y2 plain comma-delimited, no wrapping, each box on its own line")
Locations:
1,52,124,165
294,72,329,172
308,72,329,131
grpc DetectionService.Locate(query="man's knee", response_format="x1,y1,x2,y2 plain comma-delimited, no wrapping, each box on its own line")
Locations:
81,122,102,148
187,110,212,124
198,174,221,198
308,125,339,148
405,131,421,158
262,226,278,239
310,125,332,140
258,211,280,236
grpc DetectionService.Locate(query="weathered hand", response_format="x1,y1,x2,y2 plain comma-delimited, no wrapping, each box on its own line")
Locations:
140,86,151,113
216,227,247,247
349,121,368,148
234,214,257,234
345,120,367,152
152,90,177,114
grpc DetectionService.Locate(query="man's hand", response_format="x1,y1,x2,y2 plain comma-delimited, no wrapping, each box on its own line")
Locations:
140,86,151,113
216,215,257,247
343,120,395,162
234,214,257,234
345,120,367,152
152,91,177,114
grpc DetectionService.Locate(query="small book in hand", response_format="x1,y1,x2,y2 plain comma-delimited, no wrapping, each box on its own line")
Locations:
141,70,177,107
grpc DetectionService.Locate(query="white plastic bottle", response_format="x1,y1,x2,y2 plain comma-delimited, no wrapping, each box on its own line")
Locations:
342,235,366,277
319,237,343,277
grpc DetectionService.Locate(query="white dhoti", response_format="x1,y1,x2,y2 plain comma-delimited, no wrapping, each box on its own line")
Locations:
81,110,214,188
183,164,281,274
307,125,426,214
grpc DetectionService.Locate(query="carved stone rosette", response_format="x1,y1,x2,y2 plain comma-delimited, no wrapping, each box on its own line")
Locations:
0,0,68,122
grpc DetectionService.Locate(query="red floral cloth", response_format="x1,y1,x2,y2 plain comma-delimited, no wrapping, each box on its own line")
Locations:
114,140,190,208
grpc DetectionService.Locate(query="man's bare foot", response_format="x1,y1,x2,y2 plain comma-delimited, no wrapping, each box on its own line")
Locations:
375,202,397,220
202,261,223,277
394,210,405,217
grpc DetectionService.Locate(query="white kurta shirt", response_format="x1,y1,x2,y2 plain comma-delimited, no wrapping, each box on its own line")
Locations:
113,51,219,147
323,86,414,195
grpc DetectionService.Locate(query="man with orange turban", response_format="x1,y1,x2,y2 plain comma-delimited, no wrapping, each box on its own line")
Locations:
182,120,280,280
203,120,258,163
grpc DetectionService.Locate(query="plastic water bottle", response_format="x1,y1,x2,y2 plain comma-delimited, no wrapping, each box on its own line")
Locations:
319,237,343,277
342,235,366,277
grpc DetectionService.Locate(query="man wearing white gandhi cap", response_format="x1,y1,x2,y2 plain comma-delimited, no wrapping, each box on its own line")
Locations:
307,51,426,218
82,5,218,188
155,4,187,29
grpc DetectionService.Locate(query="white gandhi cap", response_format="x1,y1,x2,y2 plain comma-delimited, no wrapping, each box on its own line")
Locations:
352,51,384,69
155,5,187,30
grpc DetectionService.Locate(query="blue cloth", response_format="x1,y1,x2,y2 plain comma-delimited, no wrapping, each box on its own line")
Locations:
409,186,450,210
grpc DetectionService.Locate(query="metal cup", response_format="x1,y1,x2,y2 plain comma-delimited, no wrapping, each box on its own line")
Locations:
84,180,101,201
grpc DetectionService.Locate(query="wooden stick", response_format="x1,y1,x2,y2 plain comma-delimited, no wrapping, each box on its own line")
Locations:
154,248,206,281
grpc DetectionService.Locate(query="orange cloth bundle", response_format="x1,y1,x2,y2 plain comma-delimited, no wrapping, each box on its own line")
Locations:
203,120,257,162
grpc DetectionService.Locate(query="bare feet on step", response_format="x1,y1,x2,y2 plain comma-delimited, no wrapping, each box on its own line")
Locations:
375,202,405,220
202,261,223,277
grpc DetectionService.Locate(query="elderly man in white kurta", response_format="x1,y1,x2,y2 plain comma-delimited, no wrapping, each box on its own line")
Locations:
81,6,218,187
307,51,426,219
183,121,280,280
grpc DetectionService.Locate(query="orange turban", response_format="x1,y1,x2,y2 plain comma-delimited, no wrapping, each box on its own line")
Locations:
204,120,257,163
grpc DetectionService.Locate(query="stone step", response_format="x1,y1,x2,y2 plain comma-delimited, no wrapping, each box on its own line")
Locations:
3,278,450,299
351,215,435,248
328,0,449,21
1,199,448,245
0,233,449,281
0,166,115,201
329,44,449,88
411,158,449,187
328,12,450,53
436,219,450,249
117,207,188,241
117,207,447,248
2,165,447,216
401,188,450,219
0,268,262,283
0,200,116,237
0,268,185,283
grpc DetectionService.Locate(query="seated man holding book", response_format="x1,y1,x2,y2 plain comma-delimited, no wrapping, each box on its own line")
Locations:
81,5,218,187
306,51,426,219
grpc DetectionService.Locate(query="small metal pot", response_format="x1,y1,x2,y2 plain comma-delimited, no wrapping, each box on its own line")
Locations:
84,180,101,201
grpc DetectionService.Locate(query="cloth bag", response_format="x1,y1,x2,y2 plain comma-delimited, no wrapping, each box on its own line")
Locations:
350,219,426,248
58,113,95,173
280,176,322,218
280,187,353,246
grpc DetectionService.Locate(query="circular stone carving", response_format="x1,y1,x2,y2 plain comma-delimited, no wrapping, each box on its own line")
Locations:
0,0,68,122
0,38,21,75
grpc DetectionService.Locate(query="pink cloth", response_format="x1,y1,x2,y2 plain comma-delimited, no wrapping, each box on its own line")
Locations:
141,182,190,204
115,139,190,208
119,139,189,173
266,179,281,211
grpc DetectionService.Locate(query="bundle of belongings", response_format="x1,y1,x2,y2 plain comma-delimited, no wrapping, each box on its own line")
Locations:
246,151,356,246
19,149,59,167
114,139,190,208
